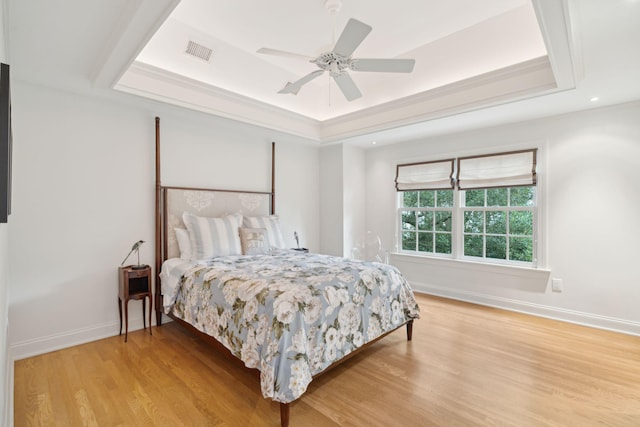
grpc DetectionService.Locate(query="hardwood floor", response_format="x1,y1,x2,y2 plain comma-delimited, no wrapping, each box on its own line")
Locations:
13,294,640,426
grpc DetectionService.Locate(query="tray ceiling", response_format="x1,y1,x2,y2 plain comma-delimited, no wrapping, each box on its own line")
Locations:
10,0,640,146
114,0,563,141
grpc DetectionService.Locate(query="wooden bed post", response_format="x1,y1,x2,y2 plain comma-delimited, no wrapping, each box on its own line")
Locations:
271,141,275,215
154,116,163,327
280,403,290,427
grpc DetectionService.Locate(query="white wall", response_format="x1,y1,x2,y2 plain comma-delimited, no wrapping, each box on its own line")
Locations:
319,144,343,256
342,144,365,257
7,82,320,361
319,143,367,258
0,224,7,427
0,0,9,422
364,101,640,335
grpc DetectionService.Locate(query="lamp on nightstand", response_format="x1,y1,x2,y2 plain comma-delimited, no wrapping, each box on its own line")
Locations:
121,240,147,270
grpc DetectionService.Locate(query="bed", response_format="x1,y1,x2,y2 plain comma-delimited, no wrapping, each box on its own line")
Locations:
153,118,421,426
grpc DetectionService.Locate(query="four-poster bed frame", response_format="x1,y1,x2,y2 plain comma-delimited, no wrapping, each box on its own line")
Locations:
152,117,414,427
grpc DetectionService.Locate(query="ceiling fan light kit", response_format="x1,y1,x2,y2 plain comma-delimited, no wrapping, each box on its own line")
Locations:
258,18,415,102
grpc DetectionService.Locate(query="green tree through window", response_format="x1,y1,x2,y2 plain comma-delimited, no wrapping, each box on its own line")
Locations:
400,190,453,254
461,187,534,263
399,186,535,265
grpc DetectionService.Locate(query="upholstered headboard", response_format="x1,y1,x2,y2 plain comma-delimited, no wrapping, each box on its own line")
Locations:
162,187,272,259
154,117,275,324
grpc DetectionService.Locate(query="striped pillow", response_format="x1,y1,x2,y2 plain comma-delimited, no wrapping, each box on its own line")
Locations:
183,212,243,259
243,215,286,249
174,228,192,260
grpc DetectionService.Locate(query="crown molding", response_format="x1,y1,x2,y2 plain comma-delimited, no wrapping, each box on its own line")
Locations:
116,61,323,139
117,56,557,142
319,56,557,141
91,0,181,89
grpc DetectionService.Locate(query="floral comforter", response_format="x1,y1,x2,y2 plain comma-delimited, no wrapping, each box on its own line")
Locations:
161,250,421,404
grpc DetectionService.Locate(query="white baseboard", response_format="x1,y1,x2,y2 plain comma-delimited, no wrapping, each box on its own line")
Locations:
5,347,12,427
10,317,153,362
3,313,11,427
7,314,175,426
6,316,170,427
412,281,640,337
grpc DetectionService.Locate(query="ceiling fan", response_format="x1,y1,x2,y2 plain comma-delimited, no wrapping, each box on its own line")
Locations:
257,18,415,102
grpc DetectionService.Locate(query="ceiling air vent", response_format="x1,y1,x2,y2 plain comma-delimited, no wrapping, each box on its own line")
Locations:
185,40,213,62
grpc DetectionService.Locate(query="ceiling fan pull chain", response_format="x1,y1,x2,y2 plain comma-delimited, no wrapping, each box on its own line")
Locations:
328,73,333,108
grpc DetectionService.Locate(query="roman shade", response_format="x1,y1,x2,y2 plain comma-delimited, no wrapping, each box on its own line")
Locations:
395,159,455,191
456,149,537,190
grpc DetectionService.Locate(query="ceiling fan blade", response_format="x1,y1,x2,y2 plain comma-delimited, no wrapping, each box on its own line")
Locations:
351,58,416,73
333,72,362,101
278,69,325,95
257,47,314,61
333,18,372,57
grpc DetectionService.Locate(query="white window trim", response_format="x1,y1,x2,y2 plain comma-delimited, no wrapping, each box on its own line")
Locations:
455,192,538,268
390,251,551,279
397,203,455,258
394,144,547,270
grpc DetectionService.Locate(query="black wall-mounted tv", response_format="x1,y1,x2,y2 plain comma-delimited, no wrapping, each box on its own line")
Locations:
0,62,11,223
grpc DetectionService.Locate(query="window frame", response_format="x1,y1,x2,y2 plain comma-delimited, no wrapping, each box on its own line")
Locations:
396,148,541,268
398,190,455,257
456,187,538,267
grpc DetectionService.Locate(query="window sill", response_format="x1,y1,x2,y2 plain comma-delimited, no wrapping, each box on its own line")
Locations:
389,252,551,280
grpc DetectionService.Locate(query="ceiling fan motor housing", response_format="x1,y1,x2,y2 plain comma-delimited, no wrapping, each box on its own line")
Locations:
312,52,351,77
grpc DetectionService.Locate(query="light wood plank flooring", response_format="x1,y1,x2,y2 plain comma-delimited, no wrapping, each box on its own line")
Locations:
14,294,640,426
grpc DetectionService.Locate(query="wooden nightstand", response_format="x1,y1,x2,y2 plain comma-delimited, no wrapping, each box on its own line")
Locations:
118,265,152,342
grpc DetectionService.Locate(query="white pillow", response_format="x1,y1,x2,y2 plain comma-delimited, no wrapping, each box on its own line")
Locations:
243,215,286,249
183,212,243,259
239,227,269,255
174,228,192,260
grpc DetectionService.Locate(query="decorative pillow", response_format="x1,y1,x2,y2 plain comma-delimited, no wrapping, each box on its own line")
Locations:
239,227,269,255
183,212,243,259
243,215,286,249
174,228,192,260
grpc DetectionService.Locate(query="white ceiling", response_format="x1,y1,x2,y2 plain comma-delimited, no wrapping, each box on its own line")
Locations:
132,0,546,119
7,0,640,146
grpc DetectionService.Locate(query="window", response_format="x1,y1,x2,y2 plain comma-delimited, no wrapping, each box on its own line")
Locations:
396,149,538,267
461,187,535,263
401,190,453,254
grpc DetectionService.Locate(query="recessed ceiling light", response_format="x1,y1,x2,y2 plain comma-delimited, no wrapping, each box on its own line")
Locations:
372,141,377,145
590,96,600,102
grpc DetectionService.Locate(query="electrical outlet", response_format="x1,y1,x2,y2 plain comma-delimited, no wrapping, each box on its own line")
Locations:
551,278,563,292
